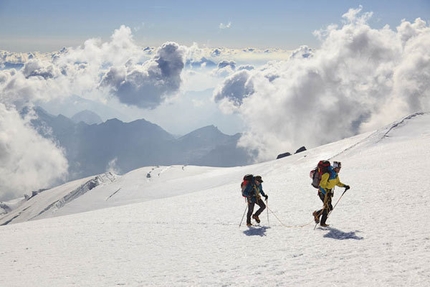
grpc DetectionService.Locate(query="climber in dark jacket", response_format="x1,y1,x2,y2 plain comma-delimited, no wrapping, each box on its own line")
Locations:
243,175,268,226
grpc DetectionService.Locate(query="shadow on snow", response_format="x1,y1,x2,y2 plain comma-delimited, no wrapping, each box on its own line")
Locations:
243,226,270,237
322,227,364,240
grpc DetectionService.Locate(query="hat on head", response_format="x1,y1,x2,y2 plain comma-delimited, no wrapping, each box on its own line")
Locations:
333,161,342,169
254,175,263,182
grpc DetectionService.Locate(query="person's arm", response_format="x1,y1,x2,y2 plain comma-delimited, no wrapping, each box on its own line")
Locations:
336,177,350,190
259,185,268,199
259,184,265,196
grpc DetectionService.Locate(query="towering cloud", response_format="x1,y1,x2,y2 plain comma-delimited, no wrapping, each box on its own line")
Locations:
213,7,430,160
100,42,186,109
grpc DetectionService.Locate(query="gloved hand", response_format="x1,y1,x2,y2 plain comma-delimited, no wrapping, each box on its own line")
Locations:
344,185,350,191
264,194,268,200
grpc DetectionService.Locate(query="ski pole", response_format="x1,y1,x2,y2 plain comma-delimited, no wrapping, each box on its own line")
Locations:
266,198,270,227
239,205,248,227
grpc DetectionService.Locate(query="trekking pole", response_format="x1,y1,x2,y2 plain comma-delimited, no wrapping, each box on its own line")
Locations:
332,188,348,211
239,205,248,227
327,187,349,220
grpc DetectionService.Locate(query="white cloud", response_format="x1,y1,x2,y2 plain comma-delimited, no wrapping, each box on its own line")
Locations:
211,60,237,77
0,104,68,200
213,10,430,161
213,69,254,107
100,42,187,109
219,22,232,29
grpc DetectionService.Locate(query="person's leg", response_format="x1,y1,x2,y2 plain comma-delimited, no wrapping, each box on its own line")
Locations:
320,193,332,225
313,192,325,223
254,198,266,217
313,210,321,223
246,201,255,225
252,198,266,223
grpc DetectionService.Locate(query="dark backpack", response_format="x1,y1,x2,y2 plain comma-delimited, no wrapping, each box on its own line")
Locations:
310,160,330,188
241,174,254,197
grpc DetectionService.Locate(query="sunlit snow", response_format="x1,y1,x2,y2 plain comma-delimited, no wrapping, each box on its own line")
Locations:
1,113,429,286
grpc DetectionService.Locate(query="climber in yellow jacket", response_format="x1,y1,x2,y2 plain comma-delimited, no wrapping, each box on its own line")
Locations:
313,161,350,227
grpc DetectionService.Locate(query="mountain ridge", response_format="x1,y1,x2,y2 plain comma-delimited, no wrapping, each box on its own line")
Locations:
26,107,253,182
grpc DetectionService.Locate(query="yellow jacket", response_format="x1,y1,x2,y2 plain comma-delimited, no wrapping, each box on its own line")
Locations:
319,171,346,194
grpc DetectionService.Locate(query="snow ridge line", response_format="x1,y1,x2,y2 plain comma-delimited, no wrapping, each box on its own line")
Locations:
0,207,30,226
31,179,99,219
32,172,117,219
377,112,425,143
329,112,426,160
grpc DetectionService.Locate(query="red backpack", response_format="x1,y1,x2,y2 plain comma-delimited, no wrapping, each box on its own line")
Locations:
241,174,254,197
310,160,330,188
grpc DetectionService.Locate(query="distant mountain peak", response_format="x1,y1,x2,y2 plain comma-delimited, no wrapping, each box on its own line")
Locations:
180,125,224,139
71,110,103,125
190,124,220,133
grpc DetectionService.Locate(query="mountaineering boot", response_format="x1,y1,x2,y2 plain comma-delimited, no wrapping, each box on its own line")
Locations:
320,223,330,227
252,214,261,223
247,223,253,227
313,211,320,224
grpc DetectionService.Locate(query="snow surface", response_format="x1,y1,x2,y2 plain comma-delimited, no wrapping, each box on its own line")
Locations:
1,113,430,286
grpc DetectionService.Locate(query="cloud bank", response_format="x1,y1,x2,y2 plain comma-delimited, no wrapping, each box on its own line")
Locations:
0,26,189,200
213,7,430,160
0,105,68,200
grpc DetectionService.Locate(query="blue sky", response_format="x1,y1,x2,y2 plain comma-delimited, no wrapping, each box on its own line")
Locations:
1,0,429,52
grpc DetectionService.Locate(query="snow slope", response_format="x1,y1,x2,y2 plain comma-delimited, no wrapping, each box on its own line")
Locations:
1,112,430,286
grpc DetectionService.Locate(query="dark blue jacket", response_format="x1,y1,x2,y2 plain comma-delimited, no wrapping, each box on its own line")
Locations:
243,180,266,203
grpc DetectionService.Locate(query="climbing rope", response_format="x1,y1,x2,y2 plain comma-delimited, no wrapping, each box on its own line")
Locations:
266,206,314,228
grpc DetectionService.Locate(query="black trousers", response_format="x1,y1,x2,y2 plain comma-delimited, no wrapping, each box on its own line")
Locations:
316,191,333,225
246,197,266,224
